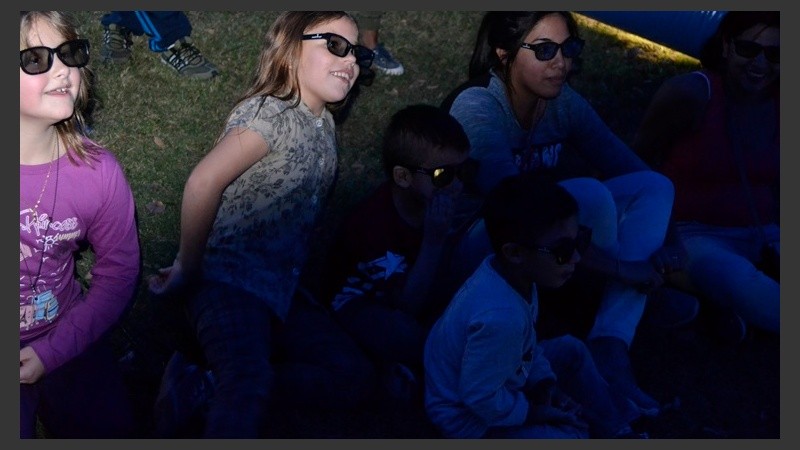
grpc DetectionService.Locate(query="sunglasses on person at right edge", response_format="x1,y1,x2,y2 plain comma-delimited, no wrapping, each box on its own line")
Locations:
520,36,585,61
732,39,779,64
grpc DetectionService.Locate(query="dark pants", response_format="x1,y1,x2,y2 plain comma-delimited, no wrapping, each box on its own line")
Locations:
186,281,377,438
100,11,192,52
333,297,427,373
20,339,136,438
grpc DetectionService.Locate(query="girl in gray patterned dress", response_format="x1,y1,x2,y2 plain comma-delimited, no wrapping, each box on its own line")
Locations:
149,12,377,438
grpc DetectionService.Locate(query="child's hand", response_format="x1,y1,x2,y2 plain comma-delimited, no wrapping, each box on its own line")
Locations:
617,260,665,293
20,346,45,384
148,258,188,296
422,189,457,246
649,243,688,275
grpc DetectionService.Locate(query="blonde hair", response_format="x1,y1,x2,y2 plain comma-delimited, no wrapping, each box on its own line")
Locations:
228,11,358,129
20,11,100,164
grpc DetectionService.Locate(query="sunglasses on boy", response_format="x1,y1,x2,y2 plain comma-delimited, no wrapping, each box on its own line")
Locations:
407,158,479,189
732,40,779,64
301,32,374,69
534,225,592,265
20,39,90,75
520,36,585,62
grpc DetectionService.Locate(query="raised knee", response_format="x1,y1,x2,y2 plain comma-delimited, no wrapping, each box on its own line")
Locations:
642,170,674,198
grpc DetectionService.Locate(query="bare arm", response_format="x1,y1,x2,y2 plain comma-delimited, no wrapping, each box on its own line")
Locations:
149,127,269,294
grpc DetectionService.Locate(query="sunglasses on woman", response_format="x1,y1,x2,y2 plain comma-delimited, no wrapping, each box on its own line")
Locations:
20,39,90,75
520,36,585,62
302,32,374,69
534,225,592,265
407,158,479,189
733,40,779,64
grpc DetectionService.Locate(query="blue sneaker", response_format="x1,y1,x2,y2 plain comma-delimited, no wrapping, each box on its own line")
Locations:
371,44,404,76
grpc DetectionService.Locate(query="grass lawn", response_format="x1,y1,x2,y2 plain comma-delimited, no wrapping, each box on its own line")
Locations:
65,12,778,438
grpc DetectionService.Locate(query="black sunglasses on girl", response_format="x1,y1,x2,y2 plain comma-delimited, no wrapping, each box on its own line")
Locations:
301,32,374,69
733,40,779,64
20,39,90,75
534,225,592,265
407,158,479,189
520,36,585,61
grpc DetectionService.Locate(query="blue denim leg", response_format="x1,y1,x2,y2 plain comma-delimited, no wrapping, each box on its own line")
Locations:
100,11,191,51
605,171,673,261
100,11,145,34
677,222,779,333
186,281,273,438
540,335,640,438
561,172,674,346
134,11,192,52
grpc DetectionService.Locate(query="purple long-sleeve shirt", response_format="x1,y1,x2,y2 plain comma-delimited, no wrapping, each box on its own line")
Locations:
20,144,140,373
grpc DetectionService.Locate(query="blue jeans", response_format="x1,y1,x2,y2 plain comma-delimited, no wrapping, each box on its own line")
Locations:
540,335,640,438
562,171,673,346
449,171,674,347
101,11,191,51
676,221,779,333
20,338,136,438
484,335,633,439
186,281,377,438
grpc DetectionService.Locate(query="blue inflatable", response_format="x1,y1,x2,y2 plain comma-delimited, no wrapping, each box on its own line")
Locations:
579,11,727,59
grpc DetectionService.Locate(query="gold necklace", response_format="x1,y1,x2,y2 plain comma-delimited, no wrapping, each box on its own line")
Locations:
27,136,58,216
31,156,54,218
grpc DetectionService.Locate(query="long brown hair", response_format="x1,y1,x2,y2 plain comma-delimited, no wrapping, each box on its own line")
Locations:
228,11,362,133
468,12,580,98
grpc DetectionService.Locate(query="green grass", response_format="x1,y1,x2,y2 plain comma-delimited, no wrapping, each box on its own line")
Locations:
70,11,703,437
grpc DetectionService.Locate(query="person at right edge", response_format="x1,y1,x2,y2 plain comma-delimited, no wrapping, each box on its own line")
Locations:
633,11,779,342
442,11,701,417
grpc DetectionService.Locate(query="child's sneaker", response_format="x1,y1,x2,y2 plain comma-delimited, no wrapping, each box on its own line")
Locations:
101,24,132,63
371,44,404,76
160,37,220,80
153,351,215,438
